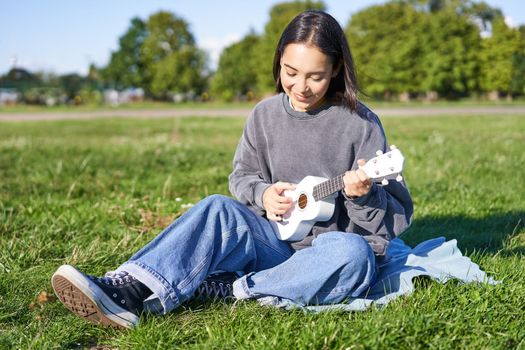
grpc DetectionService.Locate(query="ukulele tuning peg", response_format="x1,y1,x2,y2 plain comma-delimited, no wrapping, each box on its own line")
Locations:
376,150,383,156
390,145,397,150
381,178,389,186
396,174,403,182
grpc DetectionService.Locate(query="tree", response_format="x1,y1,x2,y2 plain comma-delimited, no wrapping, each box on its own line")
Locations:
480,17,523,98
142,11,207,99
103,18,148,90
419,7,482,98
0,68,40,93
150,47,207,99
512,26,525,95
102,11,207,100
211,32,260,101
346,2,425,99
347,0,489,100
254,1,325,94
58,73,86,100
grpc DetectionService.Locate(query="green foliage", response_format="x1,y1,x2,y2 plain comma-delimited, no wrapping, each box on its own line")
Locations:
103,18,148,90
480,17,523,95
102,11,207,100
150,47,207,100
142,11,196,60
0,68,40,92
58,73,88,100
78,88,103,105
511,27,525,95
419,7,482,98
211,32,260,101
0,112,524,348
344,0,525,100
346,2,425,98
143,11,207,100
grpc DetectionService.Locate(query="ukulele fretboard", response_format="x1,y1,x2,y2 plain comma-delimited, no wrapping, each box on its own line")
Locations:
312,174,345,201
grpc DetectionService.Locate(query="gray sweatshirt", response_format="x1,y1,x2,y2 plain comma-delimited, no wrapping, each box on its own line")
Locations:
229,93,413,256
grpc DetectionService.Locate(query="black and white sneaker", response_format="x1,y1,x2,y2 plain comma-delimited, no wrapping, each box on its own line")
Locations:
51,265,152,329
192,272,237,302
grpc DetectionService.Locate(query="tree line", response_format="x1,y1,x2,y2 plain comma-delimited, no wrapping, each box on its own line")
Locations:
1,0,524,105
347,0,525,100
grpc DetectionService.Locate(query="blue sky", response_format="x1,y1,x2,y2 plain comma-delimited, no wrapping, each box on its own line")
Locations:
1,0,523,75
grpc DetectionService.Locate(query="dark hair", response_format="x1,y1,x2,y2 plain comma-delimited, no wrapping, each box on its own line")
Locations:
273,10,359,111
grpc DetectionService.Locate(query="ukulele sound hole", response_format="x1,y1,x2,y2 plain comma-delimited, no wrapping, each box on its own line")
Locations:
298,193,308,210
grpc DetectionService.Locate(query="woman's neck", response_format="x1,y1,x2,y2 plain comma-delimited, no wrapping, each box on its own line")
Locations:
288,95,326,112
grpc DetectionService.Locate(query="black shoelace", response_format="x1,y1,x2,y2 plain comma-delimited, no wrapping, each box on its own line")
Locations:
193,278,234,301
95,271,137,286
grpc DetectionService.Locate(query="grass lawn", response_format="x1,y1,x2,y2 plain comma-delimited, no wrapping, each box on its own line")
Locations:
0,101,256,114
1,97,525,115
0,113,524,349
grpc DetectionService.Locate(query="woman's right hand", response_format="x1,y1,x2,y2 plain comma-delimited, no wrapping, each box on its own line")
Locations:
262,182,296,222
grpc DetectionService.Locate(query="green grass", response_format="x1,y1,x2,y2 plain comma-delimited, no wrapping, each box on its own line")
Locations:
364,97,525,108
0,101,256,114
1,97,525,114
0,113,524,349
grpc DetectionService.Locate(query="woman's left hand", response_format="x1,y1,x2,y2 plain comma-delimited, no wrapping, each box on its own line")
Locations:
343,159,372,198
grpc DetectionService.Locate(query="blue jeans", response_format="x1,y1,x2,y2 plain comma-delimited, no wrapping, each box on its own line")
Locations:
117,195,377,314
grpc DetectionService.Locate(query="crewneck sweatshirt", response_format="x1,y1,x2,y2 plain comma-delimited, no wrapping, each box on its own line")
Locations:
229,93,413,256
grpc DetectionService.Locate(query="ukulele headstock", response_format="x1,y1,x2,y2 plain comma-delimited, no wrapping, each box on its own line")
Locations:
362,145,404,184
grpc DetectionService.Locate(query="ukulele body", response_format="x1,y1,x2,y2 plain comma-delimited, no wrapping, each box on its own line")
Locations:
272,176,337,241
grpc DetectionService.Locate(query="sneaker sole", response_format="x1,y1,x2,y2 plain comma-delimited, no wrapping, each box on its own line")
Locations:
51,265,139,329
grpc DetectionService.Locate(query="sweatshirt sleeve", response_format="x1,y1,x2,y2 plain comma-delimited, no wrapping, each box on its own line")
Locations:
228,112,270,214
343,113,414,256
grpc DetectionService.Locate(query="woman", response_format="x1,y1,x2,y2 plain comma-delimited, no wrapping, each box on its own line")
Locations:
52,10,413,329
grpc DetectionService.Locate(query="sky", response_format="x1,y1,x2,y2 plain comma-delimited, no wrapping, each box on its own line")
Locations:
1,0,524,76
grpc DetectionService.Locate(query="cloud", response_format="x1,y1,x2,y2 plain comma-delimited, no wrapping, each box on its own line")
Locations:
200,33,242,70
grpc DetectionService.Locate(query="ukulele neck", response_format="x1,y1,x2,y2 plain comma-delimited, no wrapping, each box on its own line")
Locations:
312,174,345,201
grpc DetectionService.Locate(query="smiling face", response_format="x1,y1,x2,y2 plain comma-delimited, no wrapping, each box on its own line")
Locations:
279,43,337,112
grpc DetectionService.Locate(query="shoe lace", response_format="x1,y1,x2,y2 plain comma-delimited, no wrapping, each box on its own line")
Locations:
194,279,233,301
98,271,137,286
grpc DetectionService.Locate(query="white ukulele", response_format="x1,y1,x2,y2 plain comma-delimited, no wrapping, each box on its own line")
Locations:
272,146,405,242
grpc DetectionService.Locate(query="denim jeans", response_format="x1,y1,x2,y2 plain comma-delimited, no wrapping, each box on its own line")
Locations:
117,194,377,314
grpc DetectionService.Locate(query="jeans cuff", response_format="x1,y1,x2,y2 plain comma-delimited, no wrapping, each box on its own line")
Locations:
117,261,181,315
232,273,255,300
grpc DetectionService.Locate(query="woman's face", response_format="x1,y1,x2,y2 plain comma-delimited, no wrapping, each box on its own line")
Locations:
280,43,336,112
